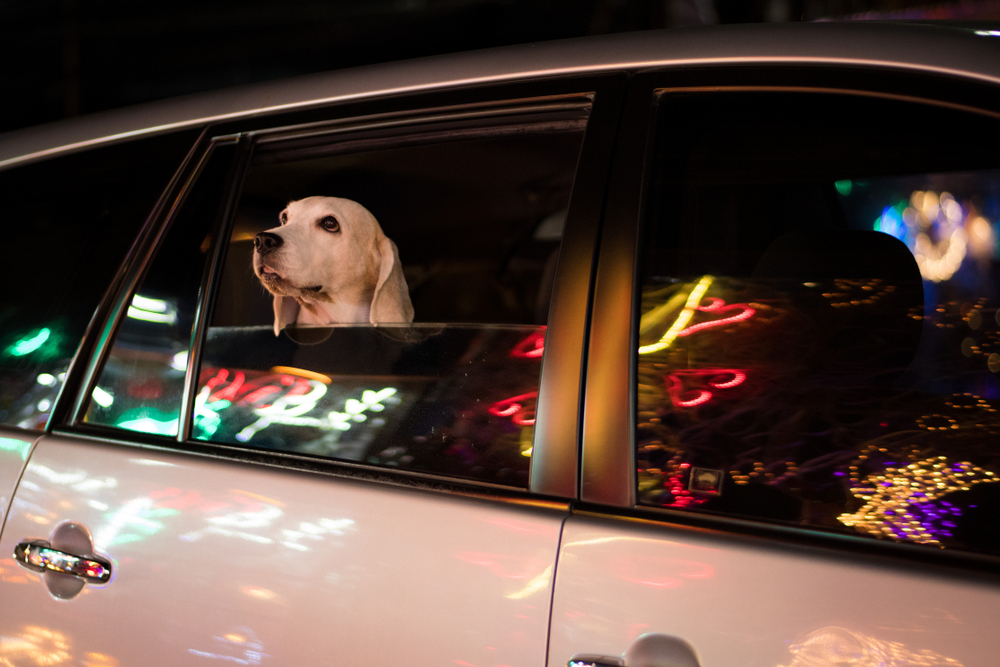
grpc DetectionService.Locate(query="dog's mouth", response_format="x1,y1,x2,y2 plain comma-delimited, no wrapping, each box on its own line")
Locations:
258,264,284,281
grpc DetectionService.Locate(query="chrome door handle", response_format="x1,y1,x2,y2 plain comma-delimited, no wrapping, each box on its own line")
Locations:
568,656,624,667
569,634,701,667
14,539,112,583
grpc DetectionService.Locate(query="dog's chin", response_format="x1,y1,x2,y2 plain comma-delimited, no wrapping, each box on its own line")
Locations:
257,272,325,300
257,271,292,296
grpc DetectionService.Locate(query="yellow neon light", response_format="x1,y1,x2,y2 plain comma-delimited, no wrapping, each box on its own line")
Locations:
638,276,713,355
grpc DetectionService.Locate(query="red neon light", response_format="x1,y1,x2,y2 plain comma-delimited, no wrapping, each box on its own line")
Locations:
511,329,546,359
203,368,313,409
677,304,755,337
211,371,245,402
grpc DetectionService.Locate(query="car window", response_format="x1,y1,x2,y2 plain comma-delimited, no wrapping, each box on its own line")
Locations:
194,106,588,486
83,141,239,436
635,90,1000,557
0,131,198,431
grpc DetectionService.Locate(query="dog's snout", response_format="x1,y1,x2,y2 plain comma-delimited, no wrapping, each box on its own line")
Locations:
254,231,283,255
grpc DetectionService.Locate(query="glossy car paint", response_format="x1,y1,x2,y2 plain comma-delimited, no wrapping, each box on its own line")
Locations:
0,427,35,534
549,515,1000,667
0,435,565,666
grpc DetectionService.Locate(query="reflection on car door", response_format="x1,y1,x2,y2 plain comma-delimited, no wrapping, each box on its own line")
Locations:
1,434,564,666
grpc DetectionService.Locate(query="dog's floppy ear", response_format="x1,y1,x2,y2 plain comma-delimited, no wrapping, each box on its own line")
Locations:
370,235,414,324
273,296,300,336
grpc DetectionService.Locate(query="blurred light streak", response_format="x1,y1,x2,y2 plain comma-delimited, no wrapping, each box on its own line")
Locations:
638,276,714,354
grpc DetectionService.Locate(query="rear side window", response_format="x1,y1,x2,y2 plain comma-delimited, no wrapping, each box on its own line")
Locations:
194,105,588,486
0,132,197,430
636,90,1000,557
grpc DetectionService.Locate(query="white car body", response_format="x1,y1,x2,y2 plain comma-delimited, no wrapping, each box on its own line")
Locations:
1,21,999,667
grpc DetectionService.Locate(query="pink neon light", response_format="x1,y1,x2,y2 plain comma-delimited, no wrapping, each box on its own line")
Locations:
495,404,521,417
697,297,726,312
665,368,747,409
489,391,538,426
244,386,280,404
511,329,546,359
677,305,755,337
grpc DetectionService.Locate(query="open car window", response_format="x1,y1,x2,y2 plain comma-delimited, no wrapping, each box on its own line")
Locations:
635,90,1000,558
0,131,197,431
193,104,589,486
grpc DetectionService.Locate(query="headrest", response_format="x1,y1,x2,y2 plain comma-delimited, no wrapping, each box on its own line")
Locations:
751,230,924,382
752,229,923,285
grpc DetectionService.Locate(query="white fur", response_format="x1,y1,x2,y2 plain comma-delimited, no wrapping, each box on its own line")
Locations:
252,196,414,335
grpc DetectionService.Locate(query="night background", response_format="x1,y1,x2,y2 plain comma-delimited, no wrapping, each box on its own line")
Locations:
3,0,1000,136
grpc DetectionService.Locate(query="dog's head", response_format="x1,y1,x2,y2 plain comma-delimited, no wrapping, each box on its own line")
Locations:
252,196,413,335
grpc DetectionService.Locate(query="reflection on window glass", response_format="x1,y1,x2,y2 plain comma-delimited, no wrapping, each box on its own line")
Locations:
198,111,587,485
83,143,237,435
0,131,197,430
194,325,543,485
636,91,1000,557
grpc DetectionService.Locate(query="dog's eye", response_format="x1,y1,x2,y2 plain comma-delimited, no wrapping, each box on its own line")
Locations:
279,212,288,225
320,216,340,232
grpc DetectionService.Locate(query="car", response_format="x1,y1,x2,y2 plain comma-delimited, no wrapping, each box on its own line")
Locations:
2,19,1000,667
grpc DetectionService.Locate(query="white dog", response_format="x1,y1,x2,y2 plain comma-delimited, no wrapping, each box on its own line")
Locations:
253,196,414,335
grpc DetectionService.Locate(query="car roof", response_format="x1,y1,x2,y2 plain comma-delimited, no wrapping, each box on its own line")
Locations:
3,20,1000,170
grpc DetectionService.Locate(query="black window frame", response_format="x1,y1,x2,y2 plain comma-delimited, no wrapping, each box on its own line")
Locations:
54,73,628,502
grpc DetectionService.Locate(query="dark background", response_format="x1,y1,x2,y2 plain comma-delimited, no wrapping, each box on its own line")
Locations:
3,0,1000,136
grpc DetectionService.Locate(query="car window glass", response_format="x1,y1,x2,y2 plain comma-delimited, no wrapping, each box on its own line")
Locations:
195,109,588,486
0,131,197,431
83,142,238,436
636,90,1000,557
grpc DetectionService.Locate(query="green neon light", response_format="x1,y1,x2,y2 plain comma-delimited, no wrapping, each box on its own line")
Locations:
115,408,180,436
834,180,853,196
8,328,51,356
117,417,179,436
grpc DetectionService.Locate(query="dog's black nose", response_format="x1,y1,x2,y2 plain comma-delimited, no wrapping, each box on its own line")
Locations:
254,231,283,255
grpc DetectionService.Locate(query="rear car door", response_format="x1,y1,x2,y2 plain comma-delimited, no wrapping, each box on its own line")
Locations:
0,78,622,666
550,67,1000,666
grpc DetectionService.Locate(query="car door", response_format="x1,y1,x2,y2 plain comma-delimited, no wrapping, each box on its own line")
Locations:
549,68,1000,666
0,131,200,586
0,76,624,666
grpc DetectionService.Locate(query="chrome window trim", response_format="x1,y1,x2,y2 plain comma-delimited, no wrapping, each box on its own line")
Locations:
178,135,253,442
250,95,593,145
